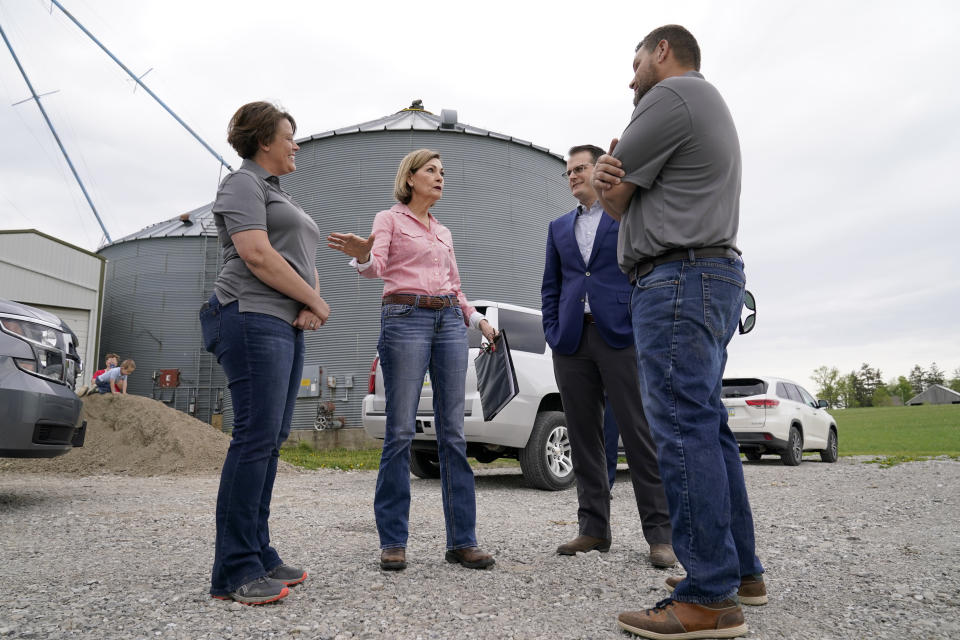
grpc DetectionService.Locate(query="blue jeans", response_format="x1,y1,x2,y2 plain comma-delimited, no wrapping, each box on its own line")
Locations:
200,294,304,596
630,258,763,604
375,299,477,550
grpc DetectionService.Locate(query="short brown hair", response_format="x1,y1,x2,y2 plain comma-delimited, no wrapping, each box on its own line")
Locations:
104,352,119,364
568,144,605,163
394,149,441,204
638,24,701,71
227,101,297,159
120,359,136,371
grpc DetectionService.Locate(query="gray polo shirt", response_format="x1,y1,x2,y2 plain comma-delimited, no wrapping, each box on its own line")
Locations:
613,71,741,273
212,159,321,324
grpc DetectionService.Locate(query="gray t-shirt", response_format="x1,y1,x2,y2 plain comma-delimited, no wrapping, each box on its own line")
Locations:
212,159,321,324
613,71,741,273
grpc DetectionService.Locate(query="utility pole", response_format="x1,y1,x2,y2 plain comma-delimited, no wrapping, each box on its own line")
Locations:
48,0,232,173
1,21,112,243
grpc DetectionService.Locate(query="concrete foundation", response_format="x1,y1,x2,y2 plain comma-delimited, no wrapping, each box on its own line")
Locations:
285,427,381,451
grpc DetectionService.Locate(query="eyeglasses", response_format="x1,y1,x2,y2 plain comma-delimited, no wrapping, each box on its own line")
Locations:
738,290,756,335
563,163,591,178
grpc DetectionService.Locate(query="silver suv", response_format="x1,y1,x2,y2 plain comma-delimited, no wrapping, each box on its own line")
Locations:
362,300,573,490
0,298,85,457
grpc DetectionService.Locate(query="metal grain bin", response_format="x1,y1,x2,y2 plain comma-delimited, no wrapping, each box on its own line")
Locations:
97,205,226,426
98,102,570,433
283,102,569,430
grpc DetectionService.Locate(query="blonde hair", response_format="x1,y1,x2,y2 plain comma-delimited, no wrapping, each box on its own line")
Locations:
120,359,136,372
393,149,441,204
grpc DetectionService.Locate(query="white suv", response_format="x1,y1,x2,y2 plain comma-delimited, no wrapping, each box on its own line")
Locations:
722,376,838,466
362,300,573,490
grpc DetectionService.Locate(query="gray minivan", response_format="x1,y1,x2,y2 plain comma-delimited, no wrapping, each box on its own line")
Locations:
0,298,85,457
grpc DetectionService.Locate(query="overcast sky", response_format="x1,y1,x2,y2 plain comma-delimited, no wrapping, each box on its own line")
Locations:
1,0,958,393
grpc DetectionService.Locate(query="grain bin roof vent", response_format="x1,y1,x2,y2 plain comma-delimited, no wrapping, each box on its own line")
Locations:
439,109,457,130
401,99,430,113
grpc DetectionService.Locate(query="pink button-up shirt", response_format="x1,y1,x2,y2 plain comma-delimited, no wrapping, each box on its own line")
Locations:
357,203,478,325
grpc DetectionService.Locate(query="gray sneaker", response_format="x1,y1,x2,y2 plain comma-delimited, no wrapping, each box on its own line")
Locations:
213,576,289,605
267,564,307,587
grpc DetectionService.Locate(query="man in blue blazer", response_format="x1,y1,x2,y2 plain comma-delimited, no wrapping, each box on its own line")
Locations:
541,144,674,567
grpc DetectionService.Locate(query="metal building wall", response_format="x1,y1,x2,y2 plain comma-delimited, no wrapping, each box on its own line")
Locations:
281,129,571,430
0,230,105,381
98,235,225,424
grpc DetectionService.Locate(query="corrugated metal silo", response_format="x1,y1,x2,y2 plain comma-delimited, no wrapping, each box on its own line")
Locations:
283,101,570,431
97,204,226,425
97,102,571,434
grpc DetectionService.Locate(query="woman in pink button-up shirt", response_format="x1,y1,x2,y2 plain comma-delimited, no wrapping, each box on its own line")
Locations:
329,149,497,572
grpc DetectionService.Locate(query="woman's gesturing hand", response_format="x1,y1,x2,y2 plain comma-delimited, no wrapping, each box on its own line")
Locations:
328,232,375,262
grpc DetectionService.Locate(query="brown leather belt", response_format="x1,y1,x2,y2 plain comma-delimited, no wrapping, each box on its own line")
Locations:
382,293,457,309
584,313,595,324
630,247,738,284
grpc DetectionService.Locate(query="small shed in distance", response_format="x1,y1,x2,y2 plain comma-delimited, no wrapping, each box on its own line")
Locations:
905,384,960,405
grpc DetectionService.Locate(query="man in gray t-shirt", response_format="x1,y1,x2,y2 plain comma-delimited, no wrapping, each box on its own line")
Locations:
592,25,764,640
612,67,741,275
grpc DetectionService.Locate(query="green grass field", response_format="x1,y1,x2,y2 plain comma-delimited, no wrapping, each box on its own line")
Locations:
831,404,960,456
280,404,960,471
279,442,520,471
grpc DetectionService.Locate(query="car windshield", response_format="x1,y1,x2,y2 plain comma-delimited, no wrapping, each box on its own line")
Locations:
722,378,766,398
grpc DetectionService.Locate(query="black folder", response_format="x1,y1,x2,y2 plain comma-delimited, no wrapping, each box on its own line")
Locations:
474,330,519,422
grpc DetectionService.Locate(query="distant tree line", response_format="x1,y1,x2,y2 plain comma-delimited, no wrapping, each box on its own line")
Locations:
811,363,960,408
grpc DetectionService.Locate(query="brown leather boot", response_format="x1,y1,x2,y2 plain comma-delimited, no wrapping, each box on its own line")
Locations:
556,535,612,555
379,548,406,571
444,546,495,569
648,543,677,568
665,574,768,606
618,598,747,639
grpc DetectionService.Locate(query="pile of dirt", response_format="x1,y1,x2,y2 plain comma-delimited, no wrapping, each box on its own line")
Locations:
0,394,232,476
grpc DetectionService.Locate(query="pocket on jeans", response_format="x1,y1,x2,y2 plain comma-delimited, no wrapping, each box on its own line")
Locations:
382,303,414,319
702,273,744,340
635,275,679,292
199,297,221,352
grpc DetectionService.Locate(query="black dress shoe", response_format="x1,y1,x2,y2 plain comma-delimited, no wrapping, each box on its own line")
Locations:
380,548,406,571
445,546,495,569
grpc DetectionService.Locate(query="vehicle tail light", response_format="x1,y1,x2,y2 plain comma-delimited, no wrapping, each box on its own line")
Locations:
368,356,379,393
745,399,779,408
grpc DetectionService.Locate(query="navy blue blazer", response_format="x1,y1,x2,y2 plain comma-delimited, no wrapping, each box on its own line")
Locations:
541,207,634,356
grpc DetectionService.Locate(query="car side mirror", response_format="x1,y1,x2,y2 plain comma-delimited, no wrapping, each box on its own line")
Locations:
817,399,829,408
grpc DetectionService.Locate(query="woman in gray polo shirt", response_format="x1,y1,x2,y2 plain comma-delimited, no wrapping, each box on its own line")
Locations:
199,101,330,605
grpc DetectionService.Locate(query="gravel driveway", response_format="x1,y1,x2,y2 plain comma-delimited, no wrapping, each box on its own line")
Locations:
1,456,958,639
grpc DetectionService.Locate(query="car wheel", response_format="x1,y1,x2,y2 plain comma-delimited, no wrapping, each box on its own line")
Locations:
820,428,838,463
409,450,441,479
744,451,762,462
519,411,575,491
780,426,803,466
